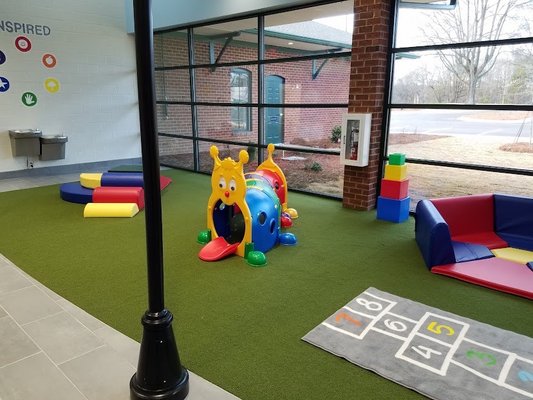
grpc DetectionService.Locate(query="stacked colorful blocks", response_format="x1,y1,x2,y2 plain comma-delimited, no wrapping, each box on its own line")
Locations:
60,171,171,218
377,153,410,223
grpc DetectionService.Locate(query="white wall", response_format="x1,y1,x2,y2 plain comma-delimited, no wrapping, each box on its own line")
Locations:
0,0,140,173
125,0,319,32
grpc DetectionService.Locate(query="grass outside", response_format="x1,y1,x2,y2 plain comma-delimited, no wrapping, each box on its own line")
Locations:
160,111,533,204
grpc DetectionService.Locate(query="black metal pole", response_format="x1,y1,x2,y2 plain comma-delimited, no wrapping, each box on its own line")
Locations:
130,0,189,399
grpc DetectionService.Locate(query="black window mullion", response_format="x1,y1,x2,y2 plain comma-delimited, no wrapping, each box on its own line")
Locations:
258,15,265,164
187,28,200,171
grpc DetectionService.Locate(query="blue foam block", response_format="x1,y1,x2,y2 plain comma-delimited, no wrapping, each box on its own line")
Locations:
377,196,410,223
494,194,533,251
60,182,93,204
527,262,533,272
414,200,455,269
451,241,494,263
101,172,144,187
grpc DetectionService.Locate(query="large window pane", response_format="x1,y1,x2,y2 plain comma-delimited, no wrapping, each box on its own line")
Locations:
197,106,258,142
392,44,533,105
159,137,194,170
157,104,192,136
272,149,342,197
388,109,533,169
396,1,533,48
192,18,258,65
154,30,189,67
198,141,259,174
406,163,533,210
194,65,258,103
155,69,190,102
264,58,350,104
265,107,347,148
264,1,353,59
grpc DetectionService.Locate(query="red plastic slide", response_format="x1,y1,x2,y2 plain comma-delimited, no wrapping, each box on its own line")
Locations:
199,237,240,261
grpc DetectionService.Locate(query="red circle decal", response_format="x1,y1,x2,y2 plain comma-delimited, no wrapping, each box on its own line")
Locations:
15,36,32,52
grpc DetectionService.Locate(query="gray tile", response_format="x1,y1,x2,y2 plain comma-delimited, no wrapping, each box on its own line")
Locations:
0,265,34,295
0,286,62,325
35,281,64,301
0,316,40,368
24,311,104,364
60,345,135,400
188,371,241,400
57,298,106,332
93,324,139,367
0,352,86,400
0,306,6,318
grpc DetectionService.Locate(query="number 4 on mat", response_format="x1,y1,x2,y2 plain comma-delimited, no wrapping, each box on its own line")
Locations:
412,345,442,359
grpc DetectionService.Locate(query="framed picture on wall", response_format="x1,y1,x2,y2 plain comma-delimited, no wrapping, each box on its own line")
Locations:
340,113,371,167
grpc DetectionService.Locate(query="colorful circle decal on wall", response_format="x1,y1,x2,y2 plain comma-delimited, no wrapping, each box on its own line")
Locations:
44,77,60,93
15,36,32,52
0,77,10,92
42,53,57,68
22,92,37,107
0,51,6,65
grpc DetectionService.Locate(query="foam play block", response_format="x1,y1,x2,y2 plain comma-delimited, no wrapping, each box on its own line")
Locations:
83,203,139,218
59,182,94,204
388,153,405,166
108,165,143,173
101,172,144,187
80,173,103,189
384,164,407,181
494,194,533,251
432,257,533,300
492,247,533,265
380,178,409,200
377,196,410,223
100,172,172,190
160,176,172,190
452,241,494,263
93,187,145,210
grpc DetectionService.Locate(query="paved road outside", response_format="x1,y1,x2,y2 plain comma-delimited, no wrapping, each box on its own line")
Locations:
390,109,532,139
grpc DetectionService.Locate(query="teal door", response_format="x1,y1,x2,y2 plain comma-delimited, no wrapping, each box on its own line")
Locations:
265,75,284,144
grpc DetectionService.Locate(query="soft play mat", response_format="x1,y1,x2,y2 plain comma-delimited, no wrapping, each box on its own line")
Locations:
303,287,533,400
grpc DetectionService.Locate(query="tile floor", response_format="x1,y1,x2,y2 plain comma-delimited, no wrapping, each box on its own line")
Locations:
0,174,239,400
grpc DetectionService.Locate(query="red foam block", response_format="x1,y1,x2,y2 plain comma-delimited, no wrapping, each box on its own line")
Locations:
93,186,145,210
432,257,533,300
431,194,494,238
380,178,409,200
160,176,172,190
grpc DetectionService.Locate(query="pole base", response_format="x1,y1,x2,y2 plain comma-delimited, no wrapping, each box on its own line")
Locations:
130,309,189,400
130,369,189,400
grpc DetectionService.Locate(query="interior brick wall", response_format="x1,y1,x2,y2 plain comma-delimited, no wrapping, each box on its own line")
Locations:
342,0,391,211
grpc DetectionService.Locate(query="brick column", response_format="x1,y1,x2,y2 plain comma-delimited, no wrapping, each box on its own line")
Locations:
342,0,391,210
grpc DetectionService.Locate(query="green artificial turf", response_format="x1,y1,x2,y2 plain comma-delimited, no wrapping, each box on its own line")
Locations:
0,169,531,400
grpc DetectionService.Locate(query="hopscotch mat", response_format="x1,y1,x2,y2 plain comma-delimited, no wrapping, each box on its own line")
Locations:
302,287,533,400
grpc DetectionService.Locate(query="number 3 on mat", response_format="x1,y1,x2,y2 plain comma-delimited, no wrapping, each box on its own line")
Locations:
335,312,362,326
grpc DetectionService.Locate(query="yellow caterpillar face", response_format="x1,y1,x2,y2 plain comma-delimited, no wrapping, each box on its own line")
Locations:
210,146,249,205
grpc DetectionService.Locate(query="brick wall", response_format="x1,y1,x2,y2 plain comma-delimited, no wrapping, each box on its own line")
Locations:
153,36,350,156
342,0,391,211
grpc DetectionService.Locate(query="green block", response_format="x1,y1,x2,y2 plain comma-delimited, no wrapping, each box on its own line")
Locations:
389,153,406,166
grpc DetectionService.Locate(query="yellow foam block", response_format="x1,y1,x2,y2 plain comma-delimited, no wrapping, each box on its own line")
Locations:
492,247,533,264
80,173,102,189
384,164,407,181
83,203,139,218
